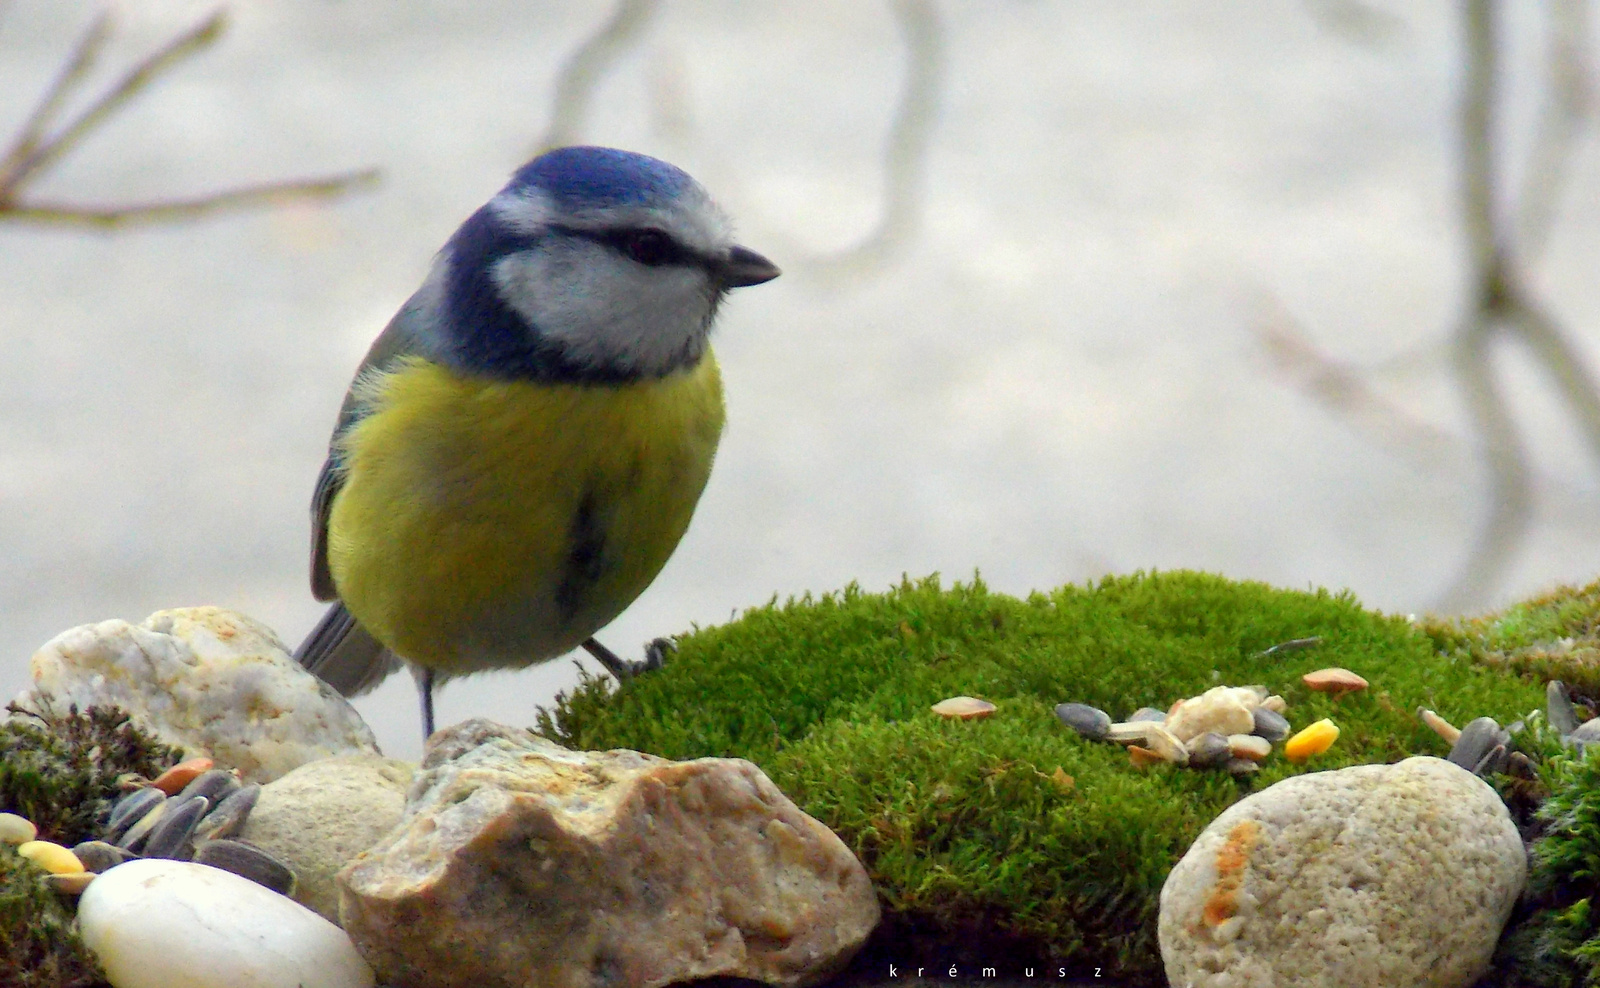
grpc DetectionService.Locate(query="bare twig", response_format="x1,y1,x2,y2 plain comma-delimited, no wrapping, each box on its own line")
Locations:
810,0,942,277
0,6,378,228
1518,0,1593,257
0,10,112,180
535,0,659,153
5,169,382,228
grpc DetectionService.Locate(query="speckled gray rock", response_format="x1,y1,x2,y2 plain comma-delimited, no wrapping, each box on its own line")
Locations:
14,607,379,783
1054,702,1111,740
239,754,412,924
339,719,878,988
1549,680,1580,736
1159,756,1525,988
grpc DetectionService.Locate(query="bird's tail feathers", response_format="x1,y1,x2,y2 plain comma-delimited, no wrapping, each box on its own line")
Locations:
294,602,402,697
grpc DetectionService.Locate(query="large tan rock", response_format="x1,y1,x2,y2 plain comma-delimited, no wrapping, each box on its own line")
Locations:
16,607,379,783
240,753,415,924
1159,756,1526,988
339,719,879,988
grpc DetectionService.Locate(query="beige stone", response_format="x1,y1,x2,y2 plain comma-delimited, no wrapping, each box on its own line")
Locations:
239,753,414,924
1164,686,1258,743
1159,757,1525,988
16,607,379,783
339,719,879,988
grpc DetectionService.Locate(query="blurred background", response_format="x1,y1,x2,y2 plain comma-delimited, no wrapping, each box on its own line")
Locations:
3,0,1598,760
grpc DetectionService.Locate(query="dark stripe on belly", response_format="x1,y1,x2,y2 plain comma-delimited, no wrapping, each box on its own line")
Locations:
555,490,607,623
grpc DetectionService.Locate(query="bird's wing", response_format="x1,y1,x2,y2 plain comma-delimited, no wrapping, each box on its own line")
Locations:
309,298,442,600
294,601,404,697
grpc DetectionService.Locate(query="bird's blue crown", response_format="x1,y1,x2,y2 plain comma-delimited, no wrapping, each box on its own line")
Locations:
509,146,694,209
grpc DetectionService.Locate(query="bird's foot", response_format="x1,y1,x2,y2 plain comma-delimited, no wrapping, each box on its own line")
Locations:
582,637,674,681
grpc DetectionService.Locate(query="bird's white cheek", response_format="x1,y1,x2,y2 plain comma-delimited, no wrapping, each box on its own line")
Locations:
493,247,716,376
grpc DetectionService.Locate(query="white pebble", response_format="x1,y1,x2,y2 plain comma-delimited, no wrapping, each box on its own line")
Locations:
78,858,373,988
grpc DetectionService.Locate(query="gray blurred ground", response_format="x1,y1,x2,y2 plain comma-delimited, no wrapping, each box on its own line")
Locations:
3,0,1599,761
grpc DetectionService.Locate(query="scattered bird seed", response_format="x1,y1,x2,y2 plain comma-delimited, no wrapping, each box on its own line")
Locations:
1250,707,1290,743
1285,719,1339,763
1127,745,1163,768
193,839,297,897
1186,732,1231,769
71,841,138,874
1449,717,1509,772
151,757,215,796
1257,636,1323,658
1549,681,1581,737
1418,708,1461,745
18,840,84,874
176,769,240,807
104,788,164,843
931,696,996,719
44,872,95,895
1473,744,1509,777
1141,725,1189,766
1127,707,1168,724
1302,668,1368,696
1225,758,1261,776
1054,703,1111,740
1260,695,1288,715
116,802,168,853
0,812,37,845
143,796,210,860
192,784,260,843
1228,734,1272,762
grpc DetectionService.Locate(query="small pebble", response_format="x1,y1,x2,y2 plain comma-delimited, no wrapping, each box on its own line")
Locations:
1284,719,1339,763
1250,707,1290,743
1569,717,1600,749
0,812,38,845
1225,757,1261,776
1227,734,1272,762
143,796,210,860
18,840,85,874
1257,636,1323,657
117,802,168,853
105,788,165,843
1186,732,1231,769
72,841,139,874
1127,745,1164,768
1165,686,1257,743
1054,703,1111,740
931,696,996,719
45,872,95,895
1418,708,1461,745
176,769,240,807
1128,707,1168,723
193,839,297,896
1473,744,1508,777
152,757,215,796
1449,717,1509,771
1549,680,1581,736
1302,668,1368,695
1260,695,1288,715
193,784,260,842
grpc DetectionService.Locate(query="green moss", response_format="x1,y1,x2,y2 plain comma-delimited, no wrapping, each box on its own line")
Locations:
1420,578,1600,700
538,571,1547,983
0,844,108,988
0,705,177,988
0,703,184,846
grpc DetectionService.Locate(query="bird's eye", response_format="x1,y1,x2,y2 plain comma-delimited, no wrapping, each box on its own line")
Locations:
616,229,678,267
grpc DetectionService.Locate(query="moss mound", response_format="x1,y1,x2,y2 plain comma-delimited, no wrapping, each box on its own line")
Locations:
1422,577,1600,702
1,704,182,988
538,570,1547,983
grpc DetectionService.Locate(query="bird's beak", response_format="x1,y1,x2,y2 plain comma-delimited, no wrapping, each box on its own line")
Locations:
719,245,781,288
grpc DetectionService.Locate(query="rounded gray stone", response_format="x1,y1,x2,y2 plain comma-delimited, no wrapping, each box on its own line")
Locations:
1448,716,1508,772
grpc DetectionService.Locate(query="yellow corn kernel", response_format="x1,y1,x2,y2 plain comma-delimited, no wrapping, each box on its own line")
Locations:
1284,718,1339,764
17,840,85,875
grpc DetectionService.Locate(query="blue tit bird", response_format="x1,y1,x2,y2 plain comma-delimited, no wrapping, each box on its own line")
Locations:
292,146,779,739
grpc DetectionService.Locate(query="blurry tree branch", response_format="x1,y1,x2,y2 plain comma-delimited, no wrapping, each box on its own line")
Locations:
808,0,942,278
0,7,378,229
1264,0,1600,611
535,0,660,154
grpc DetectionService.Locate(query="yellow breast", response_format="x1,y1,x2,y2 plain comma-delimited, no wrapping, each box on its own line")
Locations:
326,353,725,674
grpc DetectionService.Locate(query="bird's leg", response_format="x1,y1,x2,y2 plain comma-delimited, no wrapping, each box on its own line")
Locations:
410,664,436,739
581,637,674,681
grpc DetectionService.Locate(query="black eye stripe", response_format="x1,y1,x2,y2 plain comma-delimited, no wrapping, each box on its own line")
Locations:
547,224,702,269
